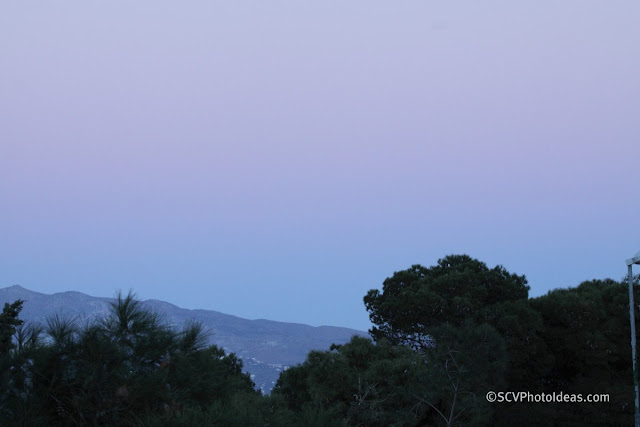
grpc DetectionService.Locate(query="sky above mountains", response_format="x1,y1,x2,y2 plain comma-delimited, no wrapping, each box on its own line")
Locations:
2,1,639,331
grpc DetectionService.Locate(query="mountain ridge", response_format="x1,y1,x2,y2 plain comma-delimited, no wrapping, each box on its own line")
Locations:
0,285,366,393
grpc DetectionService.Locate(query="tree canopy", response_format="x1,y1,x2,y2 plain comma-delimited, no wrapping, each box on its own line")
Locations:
2,256,639,425
363,255,529,351
0,292,289,425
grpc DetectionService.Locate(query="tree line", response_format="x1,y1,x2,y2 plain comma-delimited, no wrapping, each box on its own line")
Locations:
1,254,638,425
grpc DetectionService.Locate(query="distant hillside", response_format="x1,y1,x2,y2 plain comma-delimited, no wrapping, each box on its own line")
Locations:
0,285,366,393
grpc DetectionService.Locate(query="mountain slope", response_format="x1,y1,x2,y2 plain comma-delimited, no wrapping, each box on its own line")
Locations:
0,285,366,393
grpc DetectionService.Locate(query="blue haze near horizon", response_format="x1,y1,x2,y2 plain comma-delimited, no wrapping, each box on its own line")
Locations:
1,1,639,331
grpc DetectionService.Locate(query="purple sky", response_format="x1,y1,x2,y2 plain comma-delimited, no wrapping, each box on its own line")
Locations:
2,2,639,331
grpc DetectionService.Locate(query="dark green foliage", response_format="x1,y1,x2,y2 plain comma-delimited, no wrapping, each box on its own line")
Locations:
364,255,529,352
360,256,526,424
361,255,639,425
274,336,432,426
0,300,24,356
418,323,507,426
2,258,639,426
139,393,297,426
274,331,508,426
0,292,258,426
515,279,638,425
478,300,553,391
0,300,27,422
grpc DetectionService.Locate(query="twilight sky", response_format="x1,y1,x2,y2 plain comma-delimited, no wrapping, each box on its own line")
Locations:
1,1,639,331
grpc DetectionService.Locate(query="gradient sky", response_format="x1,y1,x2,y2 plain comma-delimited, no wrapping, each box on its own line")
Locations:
2,1,639,331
